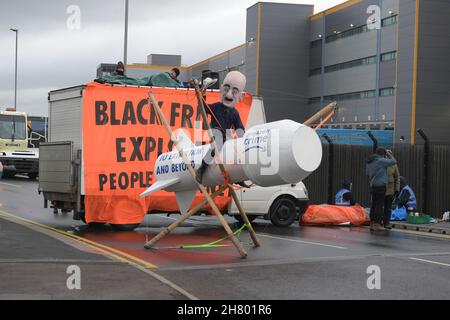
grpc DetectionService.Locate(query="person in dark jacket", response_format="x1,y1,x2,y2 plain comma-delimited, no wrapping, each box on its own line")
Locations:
383,154,400,229
196,71,247,184
206,71,246,145
335,180,356,206
366,148,397,231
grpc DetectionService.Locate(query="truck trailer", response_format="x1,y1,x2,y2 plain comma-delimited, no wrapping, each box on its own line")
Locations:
39,84,309,230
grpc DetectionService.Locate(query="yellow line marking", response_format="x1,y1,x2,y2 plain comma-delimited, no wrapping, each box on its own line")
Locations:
311,0,362,20
127,64,190,70
0,209,157,269
0,209,200,300
127,43,246,72
392,0,400,140
310,11,325,21
189,44,247,70
409,257,450,268
256,2,262,96
411,0,420,145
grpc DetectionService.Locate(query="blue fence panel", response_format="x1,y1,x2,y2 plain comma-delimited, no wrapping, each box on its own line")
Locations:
316,129,393,148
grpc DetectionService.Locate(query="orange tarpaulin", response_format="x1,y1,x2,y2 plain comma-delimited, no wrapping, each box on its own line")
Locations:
301,205,368,226
82,82,253,224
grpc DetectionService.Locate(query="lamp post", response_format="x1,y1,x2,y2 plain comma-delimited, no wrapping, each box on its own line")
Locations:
124,0,129,74
10,28,18,111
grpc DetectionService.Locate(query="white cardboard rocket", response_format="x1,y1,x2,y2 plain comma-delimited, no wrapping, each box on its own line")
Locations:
140,120,322,214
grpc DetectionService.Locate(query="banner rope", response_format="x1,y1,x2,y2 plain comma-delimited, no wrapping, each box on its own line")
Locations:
155,223,251,250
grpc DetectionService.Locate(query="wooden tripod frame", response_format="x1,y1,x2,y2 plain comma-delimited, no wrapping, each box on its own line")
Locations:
143,89,260,258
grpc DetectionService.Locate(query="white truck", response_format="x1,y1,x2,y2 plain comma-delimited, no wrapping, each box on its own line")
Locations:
39,85,309,229
0,109,40,179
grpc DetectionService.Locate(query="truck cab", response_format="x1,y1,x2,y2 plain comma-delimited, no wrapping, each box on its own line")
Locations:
0,109,39,179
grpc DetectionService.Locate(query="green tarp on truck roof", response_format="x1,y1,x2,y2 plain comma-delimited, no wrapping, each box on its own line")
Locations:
95,72,180,88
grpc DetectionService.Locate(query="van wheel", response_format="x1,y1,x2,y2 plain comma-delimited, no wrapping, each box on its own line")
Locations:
270,198,297,227
234,215,258,224
110,224,140,231
28,173,38,180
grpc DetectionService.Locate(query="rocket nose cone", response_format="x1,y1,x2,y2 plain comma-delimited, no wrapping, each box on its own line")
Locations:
292,126,322,173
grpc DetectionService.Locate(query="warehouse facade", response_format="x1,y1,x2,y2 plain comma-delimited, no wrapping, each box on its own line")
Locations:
97,0,450,144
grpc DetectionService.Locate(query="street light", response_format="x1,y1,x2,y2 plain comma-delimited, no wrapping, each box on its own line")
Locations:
10,28,18,111
124,0,129,74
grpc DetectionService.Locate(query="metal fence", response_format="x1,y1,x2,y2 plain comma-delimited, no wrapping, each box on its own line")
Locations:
303,141,450,218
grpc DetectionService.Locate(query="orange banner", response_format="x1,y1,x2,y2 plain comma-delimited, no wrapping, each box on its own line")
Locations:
301,205,368,226
82,82,252,225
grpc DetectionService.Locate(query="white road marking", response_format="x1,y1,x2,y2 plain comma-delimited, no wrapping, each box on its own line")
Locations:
0,181,21,188
257,233,348,250
156,214,206,227
409,257,450,268
390,228,450,240
157,215,348,250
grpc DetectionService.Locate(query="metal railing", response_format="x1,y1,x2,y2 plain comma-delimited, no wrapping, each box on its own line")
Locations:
304,130,450,218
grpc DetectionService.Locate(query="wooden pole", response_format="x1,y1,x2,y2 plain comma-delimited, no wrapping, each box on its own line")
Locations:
227,189,260,246
147,92,248,258
193,83,260,247
303,102,337,127
144,186,226,249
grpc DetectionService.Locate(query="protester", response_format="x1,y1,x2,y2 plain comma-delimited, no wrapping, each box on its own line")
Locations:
335,180,356,206
97,65,182,88
114,61,125,76
196,71,247,184
169,68,180,82
366,147,397,231
383,153,400,229
395,176,417,212
206,71,246,144
147,68,182,88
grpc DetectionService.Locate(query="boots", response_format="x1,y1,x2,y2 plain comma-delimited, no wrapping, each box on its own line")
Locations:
370,222,385,231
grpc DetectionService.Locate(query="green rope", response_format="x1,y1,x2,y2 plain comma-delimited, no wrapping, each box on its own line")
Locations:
167,223,251,250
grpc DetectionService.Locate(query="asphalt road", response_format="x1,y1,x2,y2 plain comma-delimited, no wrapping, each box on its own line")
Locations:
1,176,450,300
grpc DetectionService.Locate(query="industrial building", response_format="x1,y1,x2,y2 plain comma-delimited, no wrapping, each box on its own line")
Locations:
97,0,450,144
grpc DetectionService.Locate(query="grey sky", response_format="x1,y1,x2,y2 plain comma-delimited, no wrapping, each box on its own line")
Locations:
0,0,345,116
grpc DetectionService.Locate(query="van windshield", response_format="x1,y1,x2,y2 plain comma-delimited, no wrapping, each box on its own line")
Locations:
0,115,26,140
